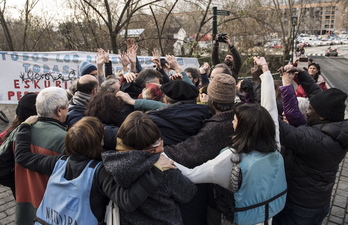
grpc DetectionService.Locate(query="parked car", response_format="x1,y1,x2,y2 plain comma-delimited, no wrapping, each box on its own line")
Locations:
325,47,338,56
340,39,348,45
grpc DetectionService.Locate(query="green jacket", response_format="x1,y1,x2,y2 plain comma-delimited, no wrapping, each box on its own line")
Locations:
15,118,66,225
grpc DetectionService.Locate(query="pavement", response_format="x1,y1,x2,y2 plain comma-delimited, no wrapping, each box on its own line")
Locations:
1,154,348,224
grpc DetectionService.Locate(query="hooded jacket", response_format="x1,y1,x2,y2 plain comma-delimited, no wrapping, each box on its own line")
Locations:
102,150,197,225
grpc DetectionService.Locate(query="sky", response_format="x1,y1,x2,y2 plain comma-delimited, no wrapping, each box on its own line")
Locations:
6,0,71,22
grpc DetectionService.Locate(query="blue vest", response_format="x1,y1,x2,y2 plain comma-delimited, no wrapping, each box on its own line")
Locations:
35,158,101,225
234,151,287,225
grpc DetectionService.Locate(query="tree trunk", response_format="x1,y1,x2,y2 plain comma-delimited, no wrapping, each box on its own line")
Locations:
0,4,14,51
110,31,118,53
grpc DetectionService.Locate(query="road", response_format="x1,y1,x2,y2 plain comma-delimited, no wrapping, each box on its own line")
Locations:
304,45,348,113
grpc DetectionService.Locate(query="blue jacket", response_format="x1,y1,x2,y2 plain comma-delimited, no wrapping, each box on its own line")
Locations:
234,151,287,225
35,158,101,224
65,105,86,129
215,151,287,225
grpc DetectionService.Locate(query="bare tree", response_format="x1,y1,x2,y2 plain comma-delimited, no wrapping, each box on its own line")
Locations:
267,0,308,63
74,0,164,53
21,0,39,51
149,0,179,55
0,0,14,50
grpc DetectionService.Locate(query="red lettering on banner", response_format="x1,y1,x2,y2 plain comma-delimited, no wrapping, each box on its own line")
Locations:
34,80,41,89
44,81,51,88
8,91,40,101
8,91,15,100
24,80,30,88
17,92,22,100
55,81,61,88
14,80,20,89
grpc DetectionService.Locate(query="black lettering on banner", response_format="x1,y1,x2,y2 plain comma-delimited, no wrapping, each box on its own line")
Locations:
19,69,78,83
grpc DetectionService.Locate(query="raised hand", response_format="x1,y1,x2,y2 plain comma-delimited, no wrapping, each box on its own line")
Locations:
152,50,161,62
165,55,182,73
253,56,269,73
125,38,136,50
151,50,162,70
127,44,138,64
96,48,107,66
119,52,130,67
199,62,210,74
122,72,137,83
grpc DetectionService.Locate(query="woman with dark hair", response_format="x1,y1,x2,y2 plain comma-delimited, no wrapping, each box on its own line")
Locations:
175,57,287,225
85,92,123,150
102,111,197,225
185,67,200,87
14,116,173,224
296,62,327,97
0,92,37,197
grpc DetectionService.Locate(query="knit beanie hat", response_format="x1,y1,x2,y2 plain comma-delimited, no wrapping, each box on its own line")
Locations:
16,92,37,120
79,61,97,76
310,88,347,122
208,73,236,104
160,81,198,101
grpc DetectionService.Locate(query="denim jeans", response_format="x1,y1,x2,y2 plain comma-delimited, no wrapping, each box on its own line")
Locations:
273,200,330,225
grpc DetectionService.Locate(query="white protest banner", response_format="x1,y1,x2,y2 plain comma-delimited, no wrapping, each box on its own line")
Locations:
0,51,199,104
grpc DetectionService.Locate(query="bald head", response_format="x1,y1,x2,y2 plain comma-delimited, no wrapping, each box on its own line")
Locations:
77,75,99,95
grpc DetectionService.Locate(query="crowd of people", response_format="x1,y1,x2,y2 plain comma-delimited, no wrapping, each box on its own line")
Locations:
0,34,347,225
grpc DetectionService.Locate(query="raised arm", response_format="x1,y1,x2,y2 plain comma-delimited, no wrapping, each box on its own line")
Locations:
292,66,322,98
165,55,193,85
96,48,108,83
279,66,307,127
254,57,280,150
226,35,242,81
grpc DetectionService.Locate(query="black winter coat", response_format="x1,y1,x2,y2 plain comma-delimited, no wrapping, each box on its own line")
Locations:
149,103,211,146
280,120,348,208
280,69,348,208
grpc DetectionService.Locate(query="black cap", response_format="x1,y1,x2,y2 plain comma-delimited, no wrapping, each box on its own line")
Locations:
160,81,198,101
310,88,347,122
16,92,37,120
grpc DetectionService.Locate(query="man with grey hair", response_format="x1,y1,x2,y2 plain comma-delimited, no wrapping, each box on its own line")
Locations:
65,74,99,129
100,78,120,94
14,86,68,224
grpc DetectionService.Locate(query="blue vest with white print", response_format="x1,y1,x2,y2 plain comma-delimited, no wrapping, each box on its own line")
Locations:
34,157,101,225
233,150,287,225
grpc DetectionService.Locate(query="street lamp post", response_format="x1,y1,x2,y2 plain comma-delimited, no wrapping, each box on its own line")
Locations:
291,14,298,63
